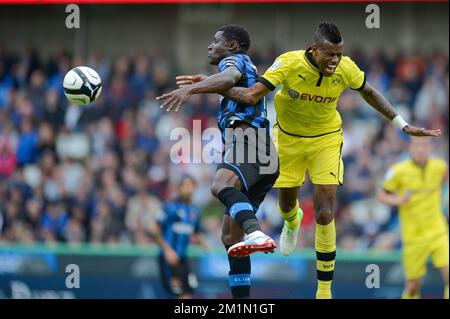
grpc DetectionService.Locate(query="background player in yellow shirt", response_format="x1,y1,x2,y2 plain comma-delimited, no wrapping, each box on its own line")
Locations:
378,137,449,299
169,22,441,299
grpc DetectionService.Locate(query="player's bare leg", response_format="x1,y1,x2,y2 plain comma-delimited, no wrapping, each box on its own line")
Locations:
313,184,337,299
212,168,275,298
278,187,303,255
440,265,449,299
402,279,422,299
221,215,245,247
212,168,276,258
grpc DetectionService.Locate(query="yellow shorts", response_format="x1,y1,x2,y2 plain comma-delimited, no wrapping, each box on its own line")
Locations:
403,233,449,280
272,125,344,187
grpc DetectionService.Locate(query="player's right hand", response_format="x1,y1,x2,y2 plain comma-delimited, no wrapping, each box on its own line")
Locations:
176,74,207,87
164,247,180,267
157,86,192,112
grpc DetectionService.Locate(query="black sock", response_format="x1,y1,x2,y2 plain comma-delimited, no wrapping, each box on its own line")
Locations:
218,187,261,234
225,245,251,299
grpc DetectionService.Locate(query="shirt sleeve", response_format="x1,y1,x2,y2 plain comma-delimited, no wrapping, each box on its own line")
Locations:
218,54,245,74
342,56,366,90
382,165,400,193
258,52,293,90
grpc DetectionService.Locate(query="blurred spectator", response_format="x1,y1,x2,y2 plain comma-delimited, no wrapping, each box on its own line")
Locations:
0,139,16,178
40,201,69,242
16,116,38,166
0,46,447,253
125,178,164,244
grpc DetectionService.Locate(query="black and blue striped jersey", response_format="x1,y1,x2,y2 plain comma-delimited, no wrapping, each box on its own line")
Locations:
217,54,269,133
158,199,201,259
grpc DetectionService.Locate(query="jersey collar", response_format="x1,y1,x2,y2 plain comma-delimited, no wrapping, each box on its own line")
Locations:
304,47,320,73
410,158,429,169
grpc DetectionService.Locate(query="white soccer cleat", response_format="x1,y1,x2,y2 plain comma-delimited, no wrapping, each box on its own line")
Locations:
280,209,303,256
227,230,276,258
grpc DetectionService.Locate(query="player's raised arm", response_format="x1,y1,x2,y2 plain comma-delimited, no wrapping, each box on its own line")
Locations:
156,66,242,112
357,82,442,137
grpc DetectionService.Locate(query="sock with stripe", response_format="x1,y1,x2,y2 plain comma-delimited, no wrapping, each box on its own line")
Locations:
315,220,336,299
218,187,261,234
278,200,302,230
225,245,251,298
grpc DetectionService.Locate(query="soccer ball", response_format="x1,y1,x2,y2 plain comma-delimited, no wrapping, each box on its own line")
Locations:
63,66,102,105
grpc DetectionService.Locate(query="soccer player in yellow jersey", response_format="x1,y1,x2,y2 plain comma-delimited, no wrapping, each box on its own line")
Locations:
165,22,441,299
378,137,449,299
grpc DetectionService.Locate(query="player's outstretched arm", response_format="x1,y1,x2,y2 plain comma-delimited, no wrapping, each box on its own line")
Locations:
175,74,208,87
157,67,241,112
358,82,442,137
377,189,411,206
222,82,271,105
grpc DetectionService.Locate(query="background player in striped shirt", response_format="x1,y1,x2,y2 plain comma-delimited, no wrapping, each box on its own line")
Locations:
152,175,209,299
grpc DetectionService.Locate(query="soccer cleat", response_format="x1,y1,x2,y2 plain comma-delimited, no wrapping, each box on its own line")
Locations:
280,208,303,256
227,231,276,258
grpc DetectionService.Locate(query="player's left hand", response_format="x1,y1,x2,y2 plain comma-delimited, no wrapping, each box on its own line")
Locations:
176,74,207,87
156,87,192,112
403,125,442,137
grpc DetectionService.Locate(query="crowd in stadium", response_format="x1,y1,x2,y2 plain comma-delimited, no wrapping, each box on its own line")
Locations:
0,45,448,251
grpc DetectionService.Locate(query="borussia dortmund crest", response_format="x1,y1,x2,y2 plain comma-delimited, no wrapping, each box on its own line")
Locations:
331,74,343,86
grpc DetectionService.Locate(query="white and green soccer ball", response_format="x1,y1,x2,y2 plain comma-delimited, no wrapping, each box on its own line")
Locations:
63,66,102,105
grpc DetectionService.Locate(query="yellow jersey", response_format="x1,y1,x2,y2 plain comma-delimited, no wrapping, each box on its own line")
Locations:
382,158,448,244
260,49,365,136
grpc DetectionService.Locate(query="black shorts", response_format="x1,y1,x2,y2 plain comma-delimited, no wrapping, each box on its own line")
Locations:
158,255,196,298
217,124,280,211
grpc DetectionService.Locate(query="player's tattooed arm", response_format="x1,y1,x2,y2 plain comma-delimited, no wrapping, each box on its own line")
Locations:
222,82,271,105
358,82,397,120
358,82,442,137
157,67,242,112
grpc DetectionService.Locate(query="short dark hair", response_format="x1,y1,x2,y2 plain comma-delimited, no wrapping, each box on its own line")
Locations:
313,22,343,45
218,24,251,52
179,174,197,187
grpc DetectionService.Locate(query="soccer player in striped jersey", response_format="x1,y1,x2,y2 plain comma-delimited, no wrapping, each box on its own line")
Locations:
157,25,280,299
153,175,209,299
